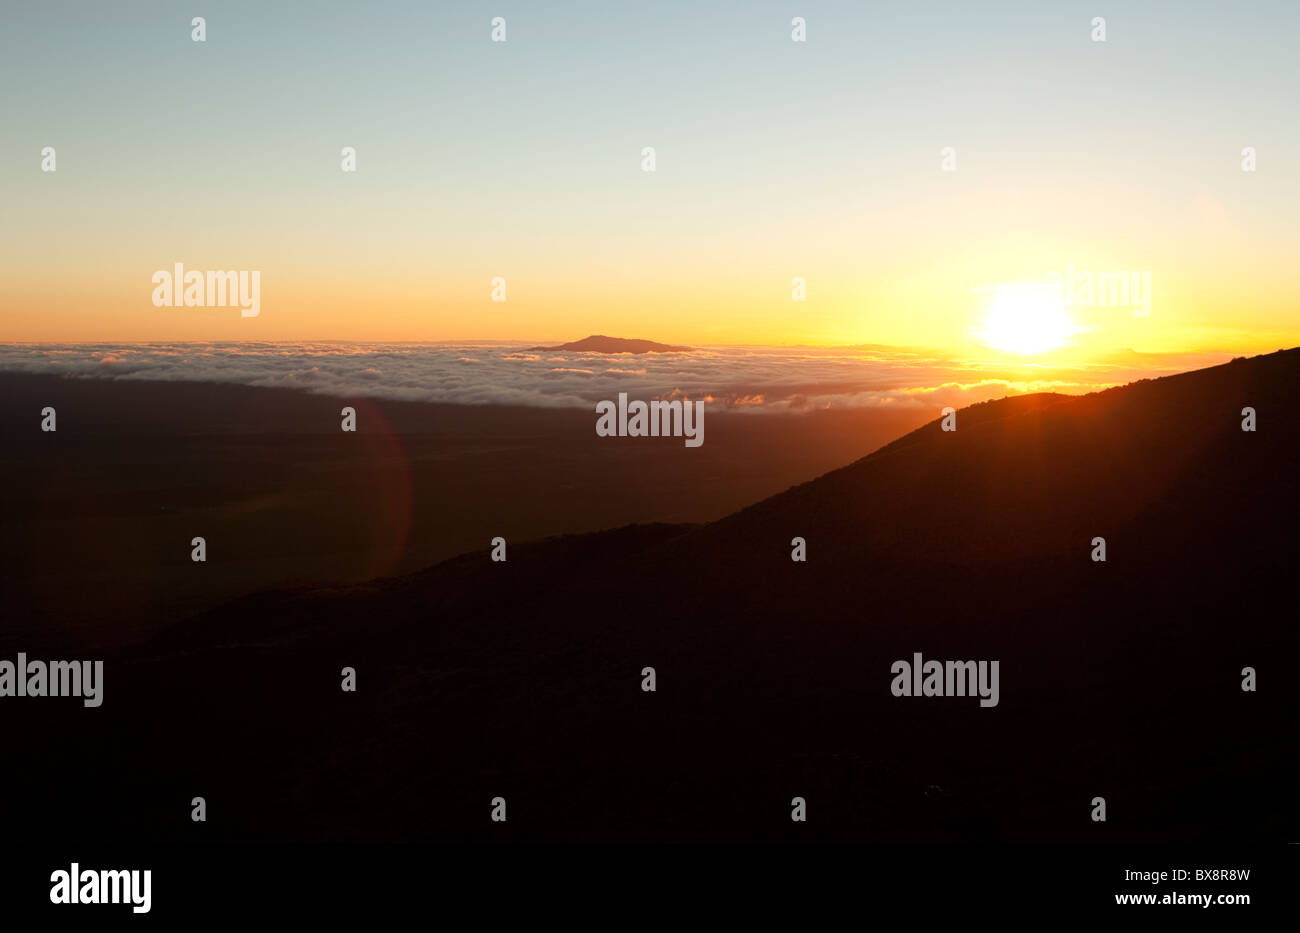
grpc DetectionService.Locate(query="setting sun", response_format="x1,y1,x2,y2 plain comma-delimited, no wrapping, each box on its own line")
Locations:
976,284,1077,355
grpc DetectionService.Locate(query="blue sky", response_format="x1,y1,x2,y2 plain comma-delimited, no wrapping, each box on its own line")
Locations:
3,1,1297,348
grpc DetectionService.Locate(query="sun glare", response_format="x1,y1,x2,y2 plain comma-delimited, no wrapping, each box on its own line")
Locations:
977,284,1075,355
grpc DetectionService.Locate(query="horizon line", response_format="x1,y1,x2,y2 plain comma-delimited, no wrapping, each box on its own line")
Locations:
2,337,1290,358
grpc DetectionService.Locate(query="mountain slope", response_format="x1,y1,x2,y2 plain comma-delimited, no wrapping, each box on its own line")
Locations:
11,350,1297,844
695,349,1297,565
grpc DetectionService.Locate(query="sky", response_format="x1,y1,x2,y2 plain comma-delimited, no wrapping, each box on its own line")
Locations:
2,0,1298,355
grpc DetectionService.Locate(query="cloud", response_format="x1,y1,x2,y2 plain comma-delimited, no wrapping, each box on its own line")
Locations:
0,343,1227,413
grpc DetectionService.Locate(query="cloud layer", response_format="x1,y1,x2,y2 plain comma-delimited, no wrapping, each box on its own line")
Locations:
0,343,1232,413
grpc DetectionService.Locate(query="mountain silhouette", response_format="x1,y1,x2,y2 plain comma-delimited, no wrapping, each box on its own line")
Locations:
8,349,1296,843
528,334,694,353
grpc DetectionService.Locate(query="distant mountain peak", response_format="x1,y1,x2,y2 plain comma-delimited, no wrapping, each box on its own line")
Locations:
529,335,694,354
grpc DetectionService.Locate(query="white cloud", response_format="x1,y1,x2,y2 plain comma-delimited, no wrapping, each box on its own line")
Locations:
0,343,1227,412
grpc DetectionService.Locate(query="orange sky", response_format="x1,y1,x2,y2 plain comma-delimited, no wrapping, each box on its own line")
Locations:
3,3,1298,359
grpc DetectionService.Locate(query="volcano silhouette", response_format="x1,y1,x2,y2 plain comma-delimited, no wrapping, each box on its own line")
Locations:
528,334,694,353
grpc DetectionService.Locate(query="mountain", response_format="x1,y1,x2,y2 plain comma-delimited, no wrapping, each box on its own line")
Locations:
528,334,694,353
9,349,1297,844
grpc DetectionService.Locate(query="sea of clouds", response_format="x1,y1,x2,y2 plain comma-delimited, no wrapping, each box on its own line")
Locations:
0,343,1229,413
